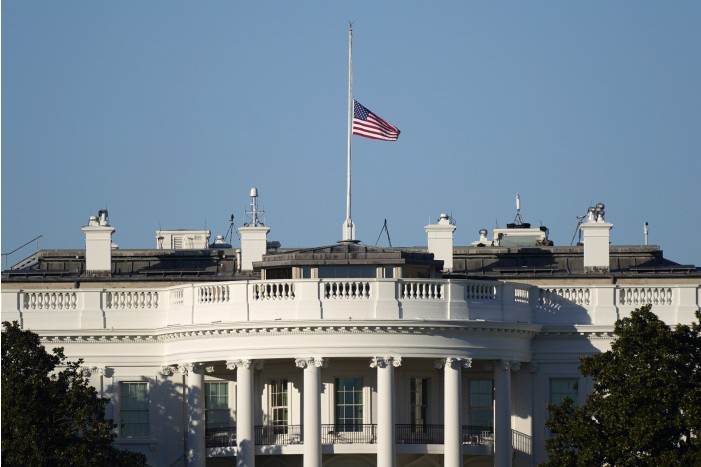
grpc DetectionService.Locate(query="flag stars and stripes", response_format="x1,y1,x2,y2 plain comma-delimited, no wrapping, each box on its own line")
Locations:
352,100,400,141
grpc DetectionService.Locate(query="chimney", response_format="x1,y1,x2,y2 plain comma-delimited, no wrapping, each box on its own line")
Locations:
580,203,613,272
81,209,115,276
425,213,456,272
238,188,270,271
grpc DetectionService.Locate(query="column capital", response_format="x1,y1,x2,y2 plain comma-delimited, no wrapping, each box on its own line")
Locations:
226,359,264,371
295,357,328,369
182,362,205,375
79,366,106,377
499,359,521,372
369,356,402,369
161,365,177,376
434,357,472,370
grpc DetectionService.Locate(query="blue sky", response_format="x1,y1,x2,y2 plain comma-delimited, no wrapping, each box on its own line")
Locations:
3,2,701,267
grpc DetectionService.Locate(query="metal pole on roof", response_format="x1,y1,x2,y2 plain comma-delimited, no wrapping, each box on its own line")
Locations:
343,23,355,242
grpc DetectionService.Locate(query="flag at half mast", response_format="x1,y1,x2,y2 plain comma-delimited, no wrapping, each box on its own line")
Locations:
352,100,400,141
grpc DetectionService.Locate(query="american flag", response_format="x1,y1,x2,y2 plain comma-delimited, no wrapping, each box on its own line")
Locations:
352,100,400,141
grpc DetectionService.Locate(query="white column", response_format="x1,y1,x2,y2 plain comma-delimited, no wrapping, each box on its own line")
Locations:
494,360,520,467
228,359,257,467
183,363,205,467
371,356,402,467
296,357,326,467
436,357,471,467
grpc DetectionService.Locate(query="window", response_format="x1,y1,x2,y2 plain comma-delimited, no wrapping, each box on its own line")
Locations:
383,267,394,278
301,267,312,279
403,266,431,279
270,379,288,434
335,378,363,431
468,379,493,428
120,382,149,438
550,378,578,406
318,266,376,279
205,382,229,429
410,377,430,430
266,268,292,280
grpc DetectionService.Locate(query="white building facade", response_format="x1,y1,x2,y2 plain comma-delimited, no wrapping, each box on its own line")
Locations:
3,205,700,467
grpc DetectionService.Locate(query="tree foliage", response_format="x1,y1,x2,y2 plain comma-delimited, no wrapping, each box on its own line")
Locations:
1,321,147,466
543,306,701,466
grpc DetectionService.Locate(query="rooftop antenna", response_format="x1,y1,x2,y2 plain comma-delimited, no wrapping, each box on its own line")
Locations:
570,214,586,246
513,193,524,226
224,214,236,244
644,222,649,246
244,187,264,227
374,219,392,247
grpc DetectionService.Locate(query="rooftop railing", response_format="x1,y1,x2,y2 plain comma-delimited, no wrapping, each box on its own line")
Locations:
4,279,698,330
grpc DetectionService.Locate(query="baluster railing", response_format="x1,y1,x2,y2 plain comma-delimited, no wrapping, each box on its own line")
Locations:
395,424,444,444
205,426,237,448
465,283,497,301
321,424,376,444
323,281,371,299
104,290,159,309
401,281,444,300
21,291,78,310
462,425,494,445
618,287,673,306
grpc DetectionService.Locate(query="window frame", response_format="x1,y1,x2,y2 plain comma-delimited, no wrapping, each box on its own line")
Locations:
269,379,289,434
410,376,430,431
334,377,364,432
467,378,494,429
204,381,230,430
119,381,150,439
549,377,579,406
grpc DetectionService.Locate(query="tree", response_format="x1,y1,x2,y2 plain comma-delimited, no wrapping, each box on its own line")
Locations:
543,306,701,466
1,321,147,466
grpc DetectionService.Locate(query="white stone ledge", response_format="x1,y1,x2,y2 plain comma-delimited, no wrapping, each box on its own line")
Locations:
3,280,699,331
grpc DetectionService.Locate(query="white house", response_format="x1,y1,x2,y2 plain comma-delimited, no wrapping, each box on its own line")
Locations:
3,192,699,467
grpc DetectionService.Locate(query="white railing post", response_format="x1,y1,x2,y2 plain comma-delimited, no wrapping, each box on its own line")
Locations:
447,280,468,319
294,280,322,319
81,289,103,329
593,286,617,325
374,280,399,319
675,286,699,324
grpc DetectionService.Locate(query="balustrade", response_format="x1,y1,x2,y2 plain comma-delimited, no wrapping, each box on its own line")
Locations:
618,287,673,306
205,426,236,448
7,281,698,327
400,281,443,300
253,282,295,301
395,424,444,444
197,285,230,304
514,287,530,304
465,283,497,301
321,424,377,444
462,425,494,445
170,288,184,307
254,425,303,445
512,429,532,455
104,290,159,309
22,291,77,310
539,287,591,307
204,424,501,447
323,281,371,299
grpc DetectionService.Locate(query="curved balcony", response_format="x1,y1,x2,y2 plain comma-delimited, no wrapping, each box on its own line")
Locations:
5,279,698,331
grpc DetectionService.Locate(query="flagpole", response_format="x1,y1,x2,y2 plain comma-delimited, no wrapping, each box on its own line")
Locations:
343,23,355,242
